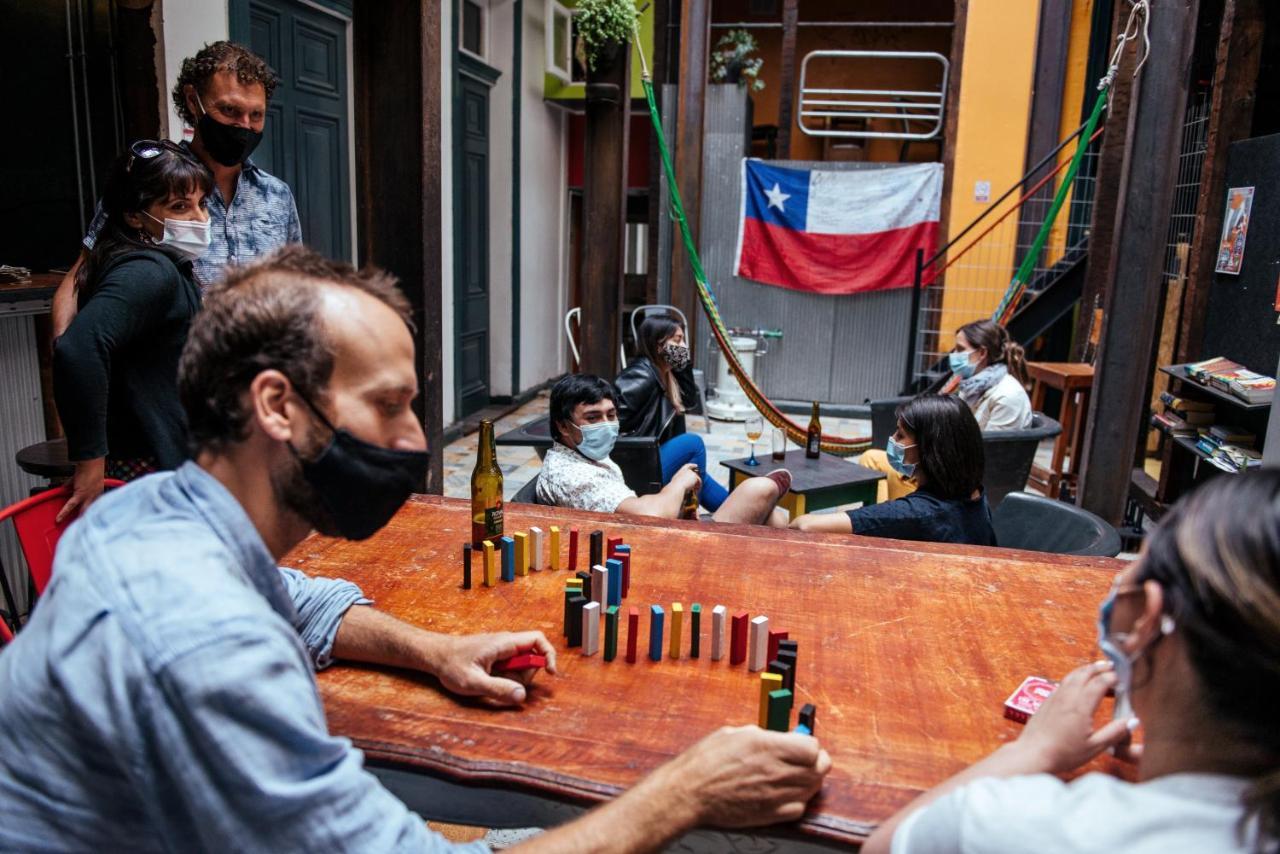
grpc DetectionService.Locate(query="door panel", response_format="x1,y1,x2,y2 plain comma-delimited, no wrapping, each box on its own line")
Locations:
233,0,351,261
455,70,492,417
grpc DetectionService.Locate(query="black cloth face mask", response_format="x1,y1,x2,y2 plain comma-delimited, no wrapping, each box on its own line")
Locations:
196,94,264,167
288,391,429,541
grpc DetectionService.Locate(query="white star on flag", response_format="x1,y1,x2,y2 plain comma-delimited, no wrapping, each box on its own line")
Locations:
764,182,791,212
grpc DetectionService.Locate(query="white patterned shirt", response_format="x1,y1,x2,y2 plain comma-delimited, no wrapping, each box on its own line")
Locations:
536,442,636,513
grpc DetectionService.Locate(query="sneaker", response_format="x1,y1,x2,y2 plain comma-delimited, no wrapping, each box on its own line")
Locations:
766,468,792,497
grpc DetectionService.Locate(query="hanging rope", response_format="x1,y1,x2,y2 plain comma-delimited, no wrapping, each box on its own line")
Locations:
633,35,871,454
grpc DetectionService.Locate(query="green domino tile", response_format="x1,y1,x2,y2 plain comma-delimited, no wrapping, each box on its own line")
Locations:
604,605,619,662
766,689,794,732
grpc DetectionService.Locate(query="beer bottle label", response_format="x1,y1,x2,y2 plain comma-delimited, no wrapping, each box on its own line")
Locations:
485,506,504,535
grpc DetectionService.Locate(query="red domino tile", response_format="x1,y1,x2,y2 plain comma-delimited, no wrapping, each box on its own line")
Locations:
767,630,789,664
730,611,749,666
611,550,631,598
626,606,639,663
568,530,579,572
493,653,547,672
607,537,623,556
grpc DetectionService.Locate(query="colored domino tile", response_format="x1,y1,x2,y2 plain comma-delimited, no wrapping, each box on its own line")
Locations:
549,526,561,570
462,543,473,590
482,541,497,587
606,537,622,557
768,660,793,696
589,530,604,569
499,537,515,582
613,545,632,596
513,532,529,577
669,603,684,659
567,595,587,647
766,689,794,732
529,527,544,571
493,651,547,672
690,604,702,659
730,611,749,666
649,605,665,662
591,565,609,608
563,588,578,637
605,558,623,607
626,606,640,663
576,570,592,601
711,605,727,660
778,639,798,655
604,605,619,662
568,529,579,572
748,615,770,672
582,601,601,656
758,673,783,728
798,703,817,735
767,630,788,664
776,650,798,691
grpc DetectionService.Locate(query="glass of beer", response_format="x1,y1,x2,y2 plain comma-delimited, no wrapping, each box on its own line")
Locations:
744,414,764,466
771,427,786,461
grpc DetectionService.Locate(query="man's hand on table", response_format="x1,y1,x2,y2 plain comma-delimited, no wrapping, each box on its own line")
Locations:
432,631,558,707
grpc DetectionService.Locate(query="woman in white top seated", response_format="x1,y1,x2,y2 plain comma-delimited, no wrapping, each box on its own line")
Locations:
949,318,1033,431
862,319,1034,501
865,471,1280,854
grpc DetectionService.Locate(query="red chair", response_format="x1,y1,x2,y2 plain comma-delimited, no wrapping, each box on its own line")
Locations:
0,480,126,641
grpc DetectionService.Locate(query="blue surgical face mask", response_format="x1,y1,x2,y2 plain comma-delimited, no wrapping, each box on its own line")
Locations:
1098,577,1175,723
949,350,977,379
886,437,917,478
574,420,619,462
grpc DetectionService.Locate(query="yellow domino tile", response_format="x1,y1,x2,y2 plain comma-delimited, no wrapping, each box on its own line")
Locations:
549,526,561,570
482,541,497,587
759,673,782,728
513,532,529,577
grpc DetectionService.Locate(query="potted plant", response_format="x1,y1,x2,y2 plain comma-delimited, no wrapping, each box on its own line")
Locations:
575,0,639,77
709,28,765,92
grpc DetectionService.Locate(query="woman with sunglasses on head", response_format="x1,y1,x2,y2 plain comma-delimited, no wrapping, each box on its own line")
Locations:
615,315,731,513
791,395,996,546
53,141,212,522
863,471,1280,854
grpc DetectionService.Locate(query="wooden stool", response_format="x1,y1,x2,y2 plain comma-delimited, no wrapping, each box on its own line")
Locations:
1025,362,1094,499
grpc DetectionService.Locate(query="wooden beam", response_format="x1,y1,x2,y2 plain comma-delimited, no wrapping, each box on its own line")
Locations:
1077,0,1201,525
1071,0,1134,359
1175,0,1265,363
1014,0,1073,271
353,0,444,493
579,44,631,377
669,0,711,350
774,0,799,159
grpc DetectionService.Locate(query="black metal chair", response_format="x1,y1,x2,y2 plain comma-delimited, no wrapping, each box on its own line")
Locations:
992,491,1122,557
981,413,1062,508
511,475,546,505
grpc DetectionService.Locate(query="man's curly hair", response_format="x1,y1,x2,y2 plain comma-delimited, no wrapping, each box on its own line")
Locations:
171,41,280,127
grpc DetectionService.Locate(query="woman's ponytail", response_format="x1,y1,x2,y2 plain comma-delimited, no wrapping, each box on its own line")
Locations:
1002,337,1029,386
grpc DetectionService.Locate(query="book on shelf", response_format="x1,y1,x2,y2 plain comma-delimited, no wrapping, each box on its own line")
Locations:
1208,444,1262,474
1208,425,1256,446
1159,391,1215,413
1150,412,1199,438
1230,375,1275,405
1185,356,1245,383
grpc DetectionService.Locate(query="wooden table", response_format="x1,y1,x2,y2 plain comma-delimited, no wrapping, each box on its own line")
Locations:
1026,362,1095,499
288,496,1126,847
721,449,884,515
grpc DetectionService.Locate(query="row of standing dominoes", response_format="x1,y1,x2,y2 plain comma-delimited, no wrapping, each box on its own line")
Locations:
462,528,633,593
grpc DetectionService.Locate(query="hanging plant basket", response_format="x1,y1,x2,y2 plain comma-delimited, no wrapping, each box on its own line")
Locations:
575,0,639,75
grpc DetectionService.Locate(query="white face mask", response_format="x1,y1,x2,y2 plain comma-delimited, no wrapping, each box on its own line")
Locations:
144,212,211,262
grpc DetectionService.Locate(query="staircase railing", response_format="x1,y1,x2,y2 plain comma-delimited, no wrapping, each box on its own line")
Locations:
903,120,1105,391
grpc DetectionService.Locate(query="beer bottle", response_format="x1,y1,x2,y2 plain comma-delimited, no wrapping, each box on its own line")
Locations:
805,401,822,459
681,465,700,519
471,420,504,546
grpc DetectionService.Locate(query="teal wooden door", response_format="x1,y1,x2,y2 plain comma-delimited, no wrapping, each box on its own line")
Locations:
230,0,352,261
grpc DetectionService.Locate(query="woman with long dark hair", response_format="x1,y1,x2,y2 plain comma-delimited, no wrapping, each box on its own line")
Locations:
792,395,995,546
615,316,730,512
53,140,212,521
864,471,1280,854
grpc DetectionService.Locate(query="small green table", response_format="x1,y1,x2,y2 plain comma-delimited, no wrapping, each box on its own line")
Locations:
721,449,883,515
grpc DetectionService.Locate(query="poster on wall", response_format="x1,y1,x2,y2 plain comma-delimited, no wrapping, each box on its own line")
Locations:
1215,186,1255,275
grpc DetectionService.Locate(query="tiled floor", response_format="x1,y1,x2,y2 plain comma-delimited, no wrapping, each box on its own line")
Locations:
442,391,878,504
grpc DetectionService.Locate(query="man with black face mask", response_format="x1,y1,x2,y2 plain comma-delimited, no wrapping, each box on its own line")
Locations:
52,40,301,336
0,246,830,851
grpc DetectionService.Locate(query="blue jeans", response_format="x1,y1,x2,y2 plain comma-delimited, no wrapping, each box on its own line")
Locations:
660,432,730,512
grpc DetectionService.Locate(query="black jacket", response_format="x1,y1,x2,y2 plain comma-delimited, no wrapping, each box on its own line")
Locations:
614,356,699,443
54,248,200,469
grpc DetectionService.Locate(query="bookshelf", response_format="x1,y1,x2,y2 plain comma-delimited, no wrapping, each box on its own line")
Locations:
1158,364,1272,412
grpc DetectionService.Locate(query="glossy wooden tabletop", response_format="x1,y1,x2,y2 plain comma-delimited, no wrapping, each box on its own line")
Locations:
286,495,1127,845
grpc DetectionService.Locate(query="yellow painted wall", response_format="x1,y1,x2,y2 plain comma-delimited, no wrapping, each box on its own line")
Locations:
938,0,1042,337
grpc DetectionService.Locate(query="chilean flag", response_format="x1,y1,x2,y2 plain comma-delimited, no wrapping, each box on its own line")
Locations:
734,160,943,295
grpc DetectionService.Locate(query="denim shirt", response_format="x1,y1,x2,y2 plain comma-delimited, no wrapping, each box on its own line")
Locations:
0,463,487,853
84,143,303,287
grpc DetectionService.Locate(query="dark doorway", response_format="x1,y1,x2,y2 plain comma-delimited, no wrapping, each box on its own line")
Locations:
230,0,353,261
454,55,499,417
